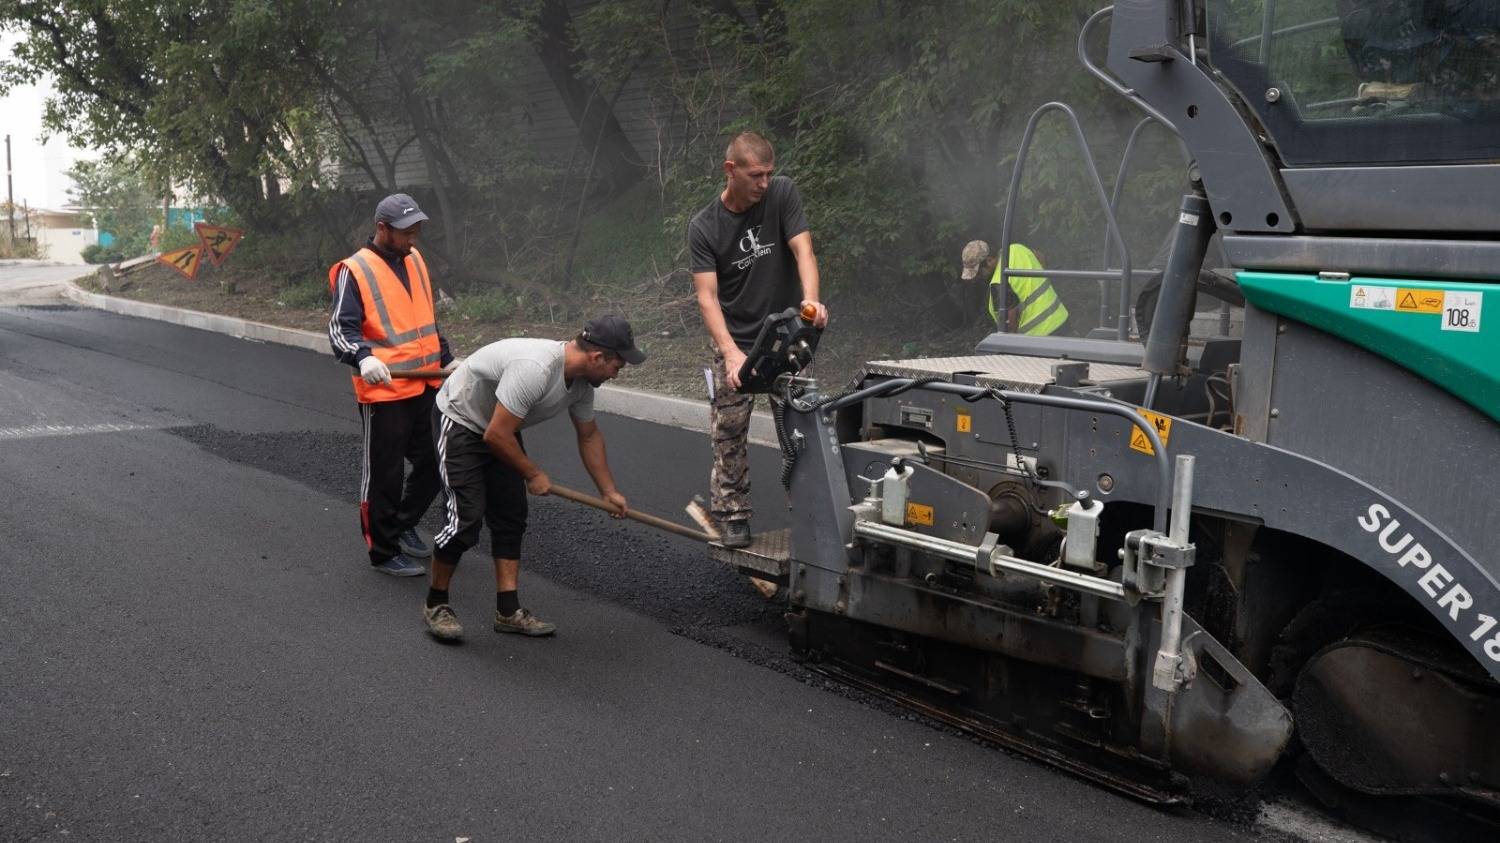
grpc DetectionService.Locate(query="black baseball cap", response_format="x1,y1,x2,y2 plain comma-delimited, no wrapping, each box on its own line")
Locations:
581,314,646,365
374,193,429,230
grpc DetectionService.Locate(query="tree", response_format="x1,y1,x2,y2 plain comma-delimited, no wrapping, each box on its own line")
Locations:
66,153,160,258
526,0,644,196
0,1,336,229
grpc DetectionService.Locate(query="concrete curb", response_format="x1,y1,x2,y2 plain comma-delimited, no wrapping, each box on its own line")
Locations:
63,282,328,353
60,281,778,445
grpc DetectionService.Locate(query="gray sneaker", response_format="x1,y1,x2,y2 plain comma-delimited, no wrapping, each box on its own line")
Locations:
494,608,556,637
424,603,464,641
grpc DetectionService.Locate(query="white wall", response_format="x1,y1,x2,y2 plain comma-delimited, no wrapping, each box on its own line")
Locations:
37,224,97,264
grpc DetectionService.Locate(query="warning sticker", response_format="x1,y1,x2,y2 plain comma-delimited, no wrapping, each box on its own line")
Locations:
1442,290,1483,333
955,411,972,433
1129,408,1174,456
157,245,204,280
905,502,934,527
1349,285,1396,310
1395,288,1444,314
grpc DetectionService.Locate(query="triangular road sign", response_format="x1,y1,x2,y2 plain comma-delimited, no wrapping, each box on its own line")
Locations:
194,222,245,267
158,245,205,280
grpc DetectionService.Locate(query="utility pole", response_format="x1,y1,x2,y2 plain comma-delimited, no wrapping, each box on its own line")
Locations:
5,134,14,247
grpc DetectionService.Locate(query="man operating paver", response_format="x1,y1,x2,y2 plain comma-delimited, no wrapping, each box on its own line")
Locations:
328,193,457,577
421,316,645,641
689,131,828,549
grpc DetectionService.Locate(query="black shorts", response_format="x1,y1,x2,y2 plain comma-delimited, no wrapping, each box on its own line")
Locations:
432,411,527,562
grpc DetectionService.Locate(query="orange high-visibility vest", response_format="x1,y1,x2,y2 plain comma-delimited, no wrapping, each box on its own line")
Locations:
328,246,444,403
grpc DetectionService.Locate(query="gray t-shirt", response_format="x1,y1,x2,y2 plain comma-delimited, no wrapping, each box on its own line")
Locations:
436,338,595,435
687,175,809,350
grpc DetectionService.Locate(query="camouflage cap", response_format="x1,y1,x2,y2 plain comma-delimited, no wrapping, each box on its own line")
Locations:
960,240,990,280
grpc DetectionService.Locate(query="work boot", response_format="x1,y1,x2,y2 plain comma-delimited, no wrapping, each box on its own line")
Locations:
370,553,426,577
494,608,557,637
722,520,752,549
399,527,432,559
423,604,464,641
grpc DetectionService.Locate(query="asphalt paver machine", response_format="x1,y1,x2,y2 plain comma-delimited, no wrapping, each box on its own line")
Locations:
715,1,1500,834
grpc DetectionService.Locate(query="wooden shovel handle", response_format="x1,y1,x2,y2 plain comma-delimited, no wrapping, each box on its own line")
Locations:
550,483,712,544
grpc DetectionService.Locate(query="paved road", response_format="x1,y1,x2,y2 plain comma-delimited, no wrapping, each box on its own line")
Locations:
0,261,93,306
0,297,1275,841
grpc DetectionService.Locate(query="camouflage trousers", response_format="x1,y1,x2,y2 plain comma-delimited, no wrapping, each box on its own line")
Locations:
709,347,773,523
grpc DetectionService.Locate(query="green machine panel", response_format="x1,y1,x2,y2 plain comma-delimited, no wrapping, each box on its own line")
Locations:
1237,272,1498,423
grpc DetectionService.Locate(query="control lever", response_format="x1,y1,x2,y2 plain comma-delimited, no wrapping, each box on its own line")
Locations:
736,303,822,394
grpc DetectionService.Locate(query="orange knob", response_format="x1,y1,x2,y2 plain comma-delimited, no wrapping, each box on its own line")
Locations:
800,302,819,321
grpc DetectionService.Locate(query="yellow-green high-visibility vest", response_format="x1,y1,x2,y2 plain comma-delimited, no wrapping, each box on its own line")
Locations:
988,243,1068,336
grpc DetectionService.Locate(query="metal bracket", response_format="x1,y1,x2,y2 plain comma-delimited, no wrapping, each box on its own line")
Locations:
1138,533,1197,570
1128,44,1176,63
1153,633,1199,693
1119,529,1162,596
1052,361,1091,388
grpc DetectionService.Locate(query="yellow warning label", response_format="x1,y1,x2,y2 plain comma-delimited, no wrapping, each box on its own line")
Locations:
194,223,245,267
905,502,934,527
955,411,971,433
158,245,204,280
1395,288,1444,314
1129,408,1173,456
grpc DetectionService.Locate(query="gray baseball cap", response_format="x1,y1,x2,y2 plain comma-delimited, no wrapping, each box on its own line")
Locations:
374,193,429,230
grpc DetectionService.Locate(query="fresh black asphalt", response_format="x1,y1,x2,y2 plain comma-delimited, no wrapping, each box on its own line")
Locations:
0,304,1267,841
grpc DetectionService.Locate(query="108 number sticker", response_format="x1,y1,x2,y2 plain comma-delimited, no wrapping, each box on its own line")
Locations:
1442,290,1483,333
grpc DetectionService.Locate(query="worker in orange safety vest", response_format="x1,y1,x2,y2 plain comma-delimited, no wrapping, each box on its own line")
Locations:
328,193,458,577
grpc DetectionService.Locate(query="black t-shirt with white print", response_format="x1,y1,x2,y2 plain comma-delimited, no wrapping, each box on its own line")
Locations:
687,175,810,351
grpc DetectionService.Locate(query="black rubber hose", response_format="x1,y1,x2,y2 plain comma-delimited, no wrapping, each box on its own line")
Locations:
779,376,941,488
794,376,943,414
773,398,797,489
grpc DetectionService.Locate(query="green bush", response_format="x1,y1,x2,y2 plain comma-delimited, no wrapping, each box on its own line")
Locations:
0,238,42,259
277,278,331,310
453,288,520,323
159,225,203,251
81,244,127,264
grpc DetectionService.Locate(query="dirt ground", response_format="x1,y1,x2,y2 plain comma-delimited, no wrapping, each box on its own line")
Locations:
79,260,988,398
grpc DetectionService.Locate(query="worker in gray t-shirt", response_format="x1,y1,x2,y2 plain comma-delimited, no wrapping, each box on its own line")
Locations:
419,315,647,642
688,131,829,552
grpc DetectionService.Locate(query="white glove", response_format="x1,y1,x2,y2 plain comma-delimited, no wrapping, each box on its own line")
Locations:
359,356,392,385
442,356,463,373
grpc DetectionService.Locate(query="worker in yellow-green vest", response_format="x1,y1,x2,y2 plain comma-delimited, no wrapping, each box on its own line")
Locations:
959,240,1069,336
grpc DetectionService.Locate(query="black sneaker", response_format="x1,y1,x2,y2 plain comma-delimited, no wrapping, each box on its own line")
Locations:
722,520,752,548
399,527,432,559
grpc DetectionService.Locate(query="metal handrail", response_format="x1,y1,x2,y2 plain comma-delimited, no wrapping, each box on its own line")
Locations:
1100,116,1192,327
998,102,1134,340
1077,7,1179,133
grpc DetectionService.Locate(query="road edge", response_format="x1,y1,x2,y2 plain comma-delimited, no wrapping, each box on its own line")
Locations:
60,281,778,445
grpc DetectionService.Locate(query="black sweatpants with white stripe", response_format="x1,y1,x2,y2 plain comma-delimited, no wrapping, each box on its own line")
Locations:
432,411,528,564
360,387,441,563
